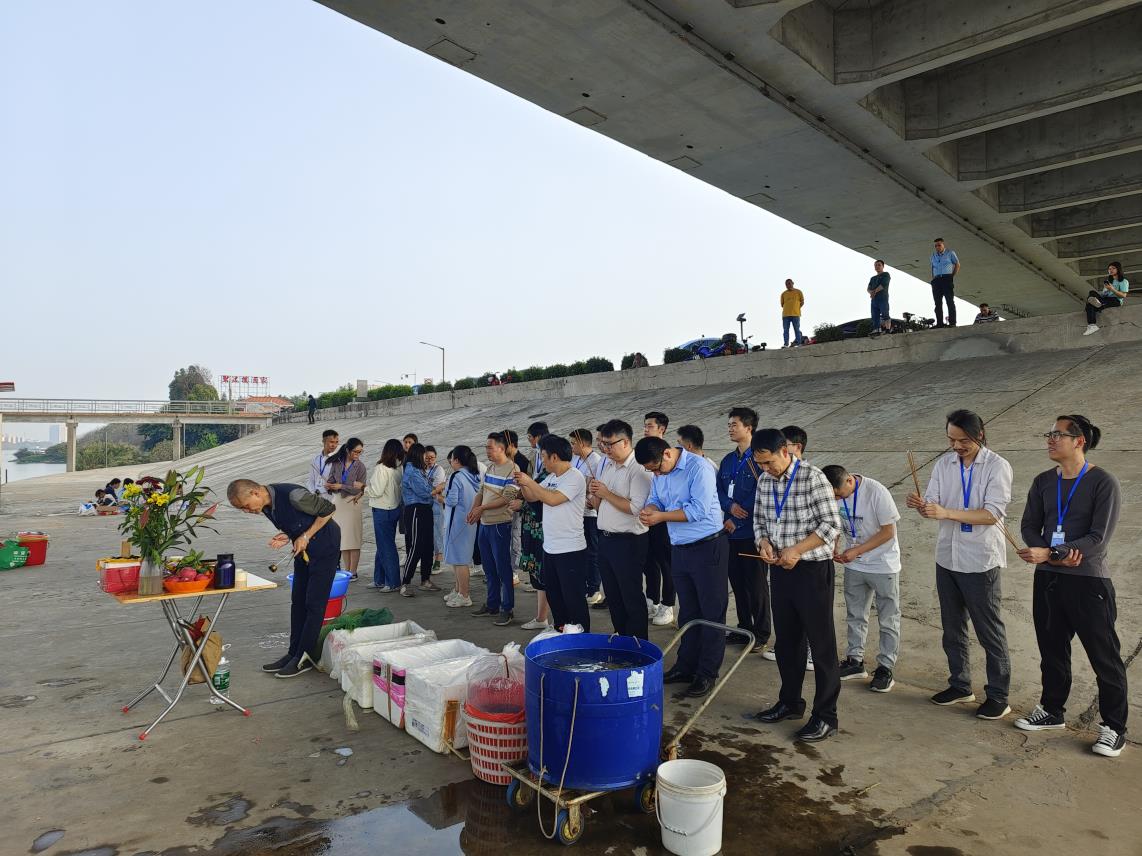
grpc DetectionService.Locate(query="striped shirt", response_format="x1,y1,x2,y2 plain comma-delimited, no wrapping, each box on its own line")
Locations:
478,461,521,525
753,459,842,561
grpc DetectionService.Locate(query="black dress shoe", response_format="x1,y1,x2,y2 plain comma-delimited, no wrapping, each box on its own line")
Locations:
261,654,292,673
679,676,714,698
751,701,806,724
794,716,837,742
725,630,750,646
663,666,695,685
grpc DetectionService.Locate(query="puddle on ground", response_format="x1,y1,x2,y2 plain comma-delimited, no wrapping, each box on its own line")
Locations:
30,829,66,852
153,730,899,855
186,796,253,827
906,848,966,856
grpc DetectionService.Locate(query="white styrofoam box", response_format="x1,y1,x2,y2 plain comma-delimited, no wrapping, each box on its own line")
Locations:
341,635,435,709
321,621,433,678
373,639,487,728
404,655,484,754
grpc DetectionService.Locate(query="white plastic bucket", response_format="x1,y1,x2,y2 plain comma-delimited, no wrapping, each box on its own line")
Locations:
656,759,727,856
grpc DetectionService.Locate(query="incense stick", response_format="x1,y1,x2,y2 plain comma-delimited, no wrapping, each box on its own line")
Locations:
906,451,922,496
998,520,1021,550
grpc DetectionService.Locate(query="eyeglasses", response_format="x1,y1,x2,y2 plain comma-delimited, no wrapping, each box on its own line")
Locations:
598,438,627,450
1042,431,1081,441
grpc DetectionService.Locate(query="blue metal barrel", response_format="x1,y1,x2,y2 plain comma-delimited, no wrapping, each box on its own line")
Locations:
525,633,663,791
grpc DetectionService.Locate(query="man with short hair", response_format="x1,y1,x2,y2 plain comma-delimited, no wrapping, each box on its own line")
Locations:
750,429,844,742
822,465,902,693
636,437,728,699
781,426,808,461
514,434,590,632
467,433,521,626
643,412,669,439
717,407,770,656
590,419,654,638
570,428,604,604
308,430,339,497
677,425,717,472
643,411,676,626
930,238,961,328
974,303,1000,324
228,478,339,678
868,260,891,335
780,279,805,347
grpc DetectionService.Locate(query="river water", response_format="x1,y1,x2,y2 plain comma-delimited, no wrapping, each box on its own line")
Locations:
2,450,66,483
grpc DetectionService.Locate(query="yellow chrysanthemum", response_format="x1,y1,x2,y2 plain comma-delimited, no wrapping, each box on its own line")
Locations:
122,483,143,499
147,492,172,507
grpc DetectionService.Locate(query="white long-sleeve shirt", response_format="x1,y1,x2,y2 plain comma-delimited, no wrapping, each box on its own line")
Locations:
923,447,1012,573
366,463,403,510
308,451,332,496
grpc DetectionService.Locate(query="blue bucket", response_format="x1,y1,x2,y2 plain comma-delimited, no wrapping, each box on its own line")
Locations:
525,633,663,791
287,570,351,599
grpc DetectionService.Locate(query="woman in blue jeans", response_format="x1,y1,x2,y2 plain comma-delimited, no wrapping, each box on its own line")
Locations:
366,439,404,591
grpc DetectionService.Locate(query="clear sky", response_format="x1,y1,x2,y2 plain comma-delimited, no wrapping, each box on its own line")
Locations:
1,0,973,438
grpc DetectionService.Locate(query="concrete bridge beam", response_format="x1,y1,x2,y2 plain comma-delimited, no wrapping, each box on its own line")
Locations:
978,151,1142,214
1052,226,1142,261
1071,250,1142,278
1017,195,1142,239
171,420,182,462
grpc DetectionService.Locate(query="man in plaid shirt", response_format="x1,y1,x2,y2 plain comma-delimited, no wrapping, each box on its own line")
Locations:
750,428,843,742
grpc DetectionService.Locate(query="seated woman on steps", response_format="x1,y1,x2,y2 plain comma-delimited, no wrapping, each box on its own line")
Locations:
1084,261,1129,336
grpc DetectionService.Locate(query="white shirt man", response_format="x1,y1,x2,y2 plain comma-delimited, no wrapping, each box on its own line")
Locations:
308,431,339,496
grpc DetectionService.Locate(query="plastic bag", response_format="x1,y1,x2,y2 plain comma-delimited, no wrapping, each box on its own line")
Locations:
180,617,222,685
465,643,525,723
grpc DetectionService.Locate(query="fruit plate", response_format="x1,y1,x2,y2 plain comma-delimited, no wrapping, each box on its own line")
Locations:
163,575,214,594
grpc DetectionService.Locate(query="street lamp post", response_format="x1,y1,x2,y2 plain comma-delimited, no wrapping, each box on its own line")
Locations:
419,341,445,384
736,313,747,346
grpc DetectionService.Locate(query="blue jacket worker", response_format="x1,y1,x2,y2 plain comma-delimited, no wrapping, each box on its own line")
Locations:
635,437,728,700
228,479,340,678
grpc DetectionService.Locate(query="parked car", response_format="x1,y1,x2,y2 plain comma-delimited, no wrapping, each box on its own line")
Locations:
674,334,747,359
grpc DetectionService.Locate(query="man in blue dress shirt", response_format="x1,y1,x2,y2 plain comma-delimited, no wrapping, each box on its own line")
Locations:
930,237,961,328
636,437,728,699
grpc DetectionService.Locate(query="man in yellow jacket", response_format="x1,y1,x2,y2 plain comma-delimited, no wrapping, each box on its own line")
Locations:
781,279,805,347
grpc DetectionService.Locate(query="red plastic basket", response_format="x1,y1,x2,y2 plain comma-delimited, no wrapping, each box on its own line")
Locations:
17,532,49,566
322,595,346,624
465,708,528,785
99,562,140,594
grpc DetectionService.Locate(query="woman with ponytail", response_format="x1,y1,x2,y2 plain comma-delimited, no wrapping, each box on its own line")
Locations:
442,446,481,608
1014,415,1127,758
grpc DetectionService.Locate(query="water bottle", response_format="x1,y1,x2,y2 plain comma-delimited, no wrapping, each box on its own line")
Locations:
209,645,231,705
213,553,236,589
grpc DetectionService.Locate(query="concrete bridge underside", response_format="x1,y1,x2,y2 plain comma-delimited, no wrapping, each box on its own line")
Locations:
320,0,1142,317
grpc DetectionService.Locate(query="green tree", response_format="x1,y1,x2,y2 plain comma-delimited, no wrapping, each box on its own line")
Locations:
147,440,174,463
169,365,213,401
77,442,141,471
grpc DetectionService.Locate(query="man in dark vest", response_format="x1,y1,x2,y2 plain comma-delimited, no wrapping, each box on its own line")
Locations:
228,479,340,678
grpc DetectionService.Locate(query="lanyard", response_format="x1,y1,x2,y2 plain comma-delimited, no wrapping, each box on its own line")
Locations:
597,457,606,478
960,459,974,510
573,455,587,475
773,460,800,520
318,454,330,477
1056,462,1090,531
841,476,859,539
341,459,353,484
731,450,750,481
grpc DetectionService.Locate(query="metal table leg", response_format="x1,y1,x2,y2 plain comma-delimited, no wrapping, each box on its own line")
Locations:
121,595,204,713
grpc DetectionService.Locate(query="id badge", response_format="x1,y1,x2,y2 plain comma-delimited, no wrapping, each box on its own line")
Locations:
1050,528,1066,547
727,482,735,499
960,523,973,533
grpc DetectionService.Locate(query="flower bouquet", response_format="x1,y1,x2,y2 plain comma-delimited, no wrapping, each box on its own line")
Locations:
118,467,218,595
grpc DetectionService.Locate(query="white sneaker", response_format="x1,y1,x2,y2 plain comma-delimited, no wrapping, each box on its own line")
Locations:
562,623,585,634
522,582,536,593
647,597,657,617
400,584,415,598
521,618,552,631
1092,724,1125,757
652,603,674,626
806,649,815,671
446,594,472,608
762,648,777,661
586,592,604,605
1083,324,1100,336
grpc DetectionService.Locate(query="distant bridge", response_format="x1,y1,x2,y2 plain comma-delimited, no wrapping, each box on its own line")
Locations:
0,398,275,471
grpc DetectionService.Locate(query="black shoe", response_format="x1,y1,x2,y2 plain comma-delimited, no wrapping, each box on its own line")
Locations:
663,666,695,685
935,322,946,328
869,666,895,693
471,605,499,617
590,597,609,610
976,698,1011,720
275,657,314,679
795,716,836,743
1014,705,1064,731
1093,724,1126,758
493,610,514,627
679,677,714,699
751,701,805,724
930,687,975,706
838,657,867,681
261,654,292,673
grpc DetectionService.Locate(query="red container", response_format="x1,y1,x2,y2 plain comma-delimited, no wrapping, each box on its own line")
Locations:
322,595,346,624
99,561,141,594
17,532,49,566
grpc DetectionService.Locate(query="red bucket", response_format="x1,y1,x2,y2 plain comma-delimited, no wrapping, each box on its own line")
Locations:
17,532,49,567
322,595,346,624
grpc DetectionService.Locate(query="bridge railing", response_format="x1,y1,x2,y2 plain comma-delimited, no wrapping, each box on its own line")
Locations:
0,398,282,416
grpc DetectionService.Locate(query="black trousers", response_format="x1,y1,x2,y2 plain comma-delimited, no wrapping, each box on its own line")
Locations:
645,522,675,606
289,549,338,662
1033,570,1129,733
584,517,600,595
401,503,434,584
544,549,590,631
1086,291,1122,325
728,540,771,644
599,532,650,639
307,408,316,424
931,274,956,325
771,558,841,728
672,533,730,680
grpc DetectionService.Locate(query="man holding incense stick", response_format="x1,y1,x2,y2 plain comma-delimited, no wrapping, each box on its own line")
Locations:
906,409,1014,721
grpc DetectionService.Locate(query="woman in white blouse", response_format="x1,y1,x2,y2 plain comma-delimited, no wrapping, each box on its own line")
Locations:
366,439,404,592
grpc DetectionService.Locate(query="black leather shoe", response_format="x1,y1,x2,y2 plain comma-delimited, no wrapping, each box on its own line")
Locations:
679,677,714,698
794,716,837,742
663,666,695,685
751,701,806,724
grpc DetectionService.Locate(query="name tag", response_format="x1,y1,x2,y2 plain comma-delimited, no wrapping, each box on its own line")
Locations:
727,483,735,499
1050,528,1066,547
960,523,973,533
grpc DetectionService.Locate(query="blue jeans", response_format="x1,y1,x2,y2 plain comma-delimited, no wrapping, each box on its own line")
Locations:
371,506,401,588
870,293,890,330
782,316,802,346
478,522,514,613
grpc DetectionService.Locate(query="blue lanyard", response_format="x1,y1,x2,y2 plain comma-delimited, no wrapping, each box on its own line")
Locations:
773,459,800,520
1056,462,1089,530
573,455,587,475
960,460,974,510
841,476,859,539
318,454,330,477
731,450,750,481
597,457,606,478
341,459,352,484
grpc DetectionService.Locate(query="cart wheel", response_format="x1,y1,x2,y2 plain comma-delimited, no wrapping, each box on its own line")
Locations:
506,778,535,811
635,781,656,814
556,809,583,846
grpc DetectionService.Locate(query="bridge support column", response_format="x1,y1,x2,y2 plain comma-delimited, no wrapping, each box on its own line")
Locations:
66,421,78,472
171,420,183,462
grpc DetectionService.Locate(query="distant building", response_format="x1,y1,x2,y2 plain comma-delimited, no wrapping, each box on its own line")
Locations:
239,396,295,415
49,425,60,444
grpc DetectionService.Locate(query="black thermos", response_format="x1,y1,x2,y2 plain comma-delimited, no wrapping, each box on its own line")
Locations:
214,553,236,589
